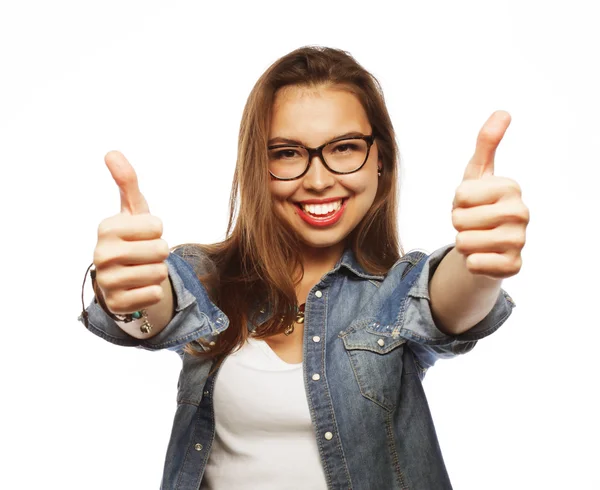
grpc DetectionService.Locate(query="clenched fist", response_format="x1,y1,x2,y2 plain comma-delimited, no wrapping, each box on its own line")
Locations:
93,151,170,315
452,111,530,280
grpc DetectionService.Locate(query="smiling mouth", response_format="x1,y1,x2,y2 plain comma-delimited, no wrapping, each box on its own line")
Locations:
295,199,346,217
293,198,349,227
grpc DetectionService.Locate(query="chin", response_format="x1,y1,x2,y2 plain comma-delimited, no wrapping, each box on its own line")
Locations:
297,230,350,250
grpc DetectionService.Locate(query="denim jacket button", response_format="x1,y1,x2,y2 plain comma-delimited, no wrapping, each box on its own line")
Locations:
312,336,321,343
324,432,333,440
315,290,323,298
312,373,321,381
377,339,385,347
194,443,203,451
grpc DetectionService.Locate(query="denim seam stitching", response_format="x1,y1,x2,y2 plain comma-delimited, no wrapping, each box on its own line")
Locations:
398,302,513,344
321,290,353,489
85,319,141,346
141,312,228,350
197,373,218,488
304,299,334,488
343,348,392,411
174,418,195,490
390,253,423,271
386,410,409,490
368,279,382,288
140,328,211,350
412,352,428,376
177,399,200,407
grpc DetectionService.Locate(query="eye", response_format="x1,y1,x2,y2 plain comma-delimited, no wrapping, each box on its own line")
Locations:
281,149,300,159
331,142,360,153
268,147,304,160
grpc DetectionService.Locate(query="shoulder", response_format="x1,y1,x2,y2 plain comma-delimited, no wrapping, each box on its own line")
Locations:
387,249,428,279
384,244,454,286
171,243,218,277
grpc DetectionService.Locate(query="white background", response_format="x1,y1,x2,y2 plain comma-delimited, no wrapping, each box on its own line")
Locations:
1,1,598,489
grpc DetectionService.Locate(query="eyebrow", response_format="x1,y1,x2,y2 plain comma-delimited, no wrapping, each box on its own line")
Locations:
267,131,369,147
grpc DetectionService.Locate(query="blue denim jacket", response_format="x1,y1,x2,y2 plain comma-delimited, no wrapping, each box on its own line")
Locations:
80,244,515,490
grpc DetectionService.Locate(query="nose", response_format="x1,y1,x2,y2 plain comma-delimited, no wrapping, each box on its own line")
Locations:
302,154,335,192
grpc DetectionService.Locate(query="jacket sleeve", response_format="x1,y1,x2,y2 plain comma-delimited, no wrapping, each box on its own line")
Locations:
398,244,516,371
77,245,229,354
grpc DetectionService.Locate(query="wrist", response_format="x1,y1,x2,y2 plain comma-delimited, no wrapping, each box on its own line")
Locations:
90,268,154,334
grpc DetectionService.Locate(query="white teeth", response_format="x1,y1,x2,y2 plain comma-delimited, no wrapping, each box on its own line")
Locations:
301,200,342,215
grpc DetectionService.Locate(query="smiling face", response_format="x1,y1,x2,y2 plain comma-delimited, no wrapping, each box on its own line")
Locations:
268,85,382,255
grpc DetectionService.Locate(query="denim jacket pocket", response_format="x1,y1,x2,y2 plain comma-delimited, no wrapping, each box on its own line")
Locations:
340,319,408,411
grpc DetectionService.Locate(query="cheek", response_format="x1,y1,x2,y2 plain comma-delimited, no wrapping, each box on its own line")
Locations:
269,181,301,211
269,181,291,201
339,175,379,218
337,175,376,197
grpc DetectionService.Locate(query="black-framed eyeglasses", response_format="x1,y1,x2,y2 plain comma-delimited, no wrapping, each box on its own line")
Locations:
268,134,375,181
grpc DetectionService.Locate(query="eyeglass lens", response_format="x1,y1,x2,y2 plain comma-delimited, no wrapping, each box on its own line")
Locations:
268,138,369,179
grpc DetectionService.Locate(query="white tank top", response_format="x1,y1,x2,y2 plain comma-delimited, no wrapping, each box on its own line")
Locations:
200,337,328,489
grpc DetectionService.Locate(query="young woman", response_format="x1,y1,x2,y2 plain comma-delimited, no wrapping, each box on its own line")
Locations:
80,46,529,490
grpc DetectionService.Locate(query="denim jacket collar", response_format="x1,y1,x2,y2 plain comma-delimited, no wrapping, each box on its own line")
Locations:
331,247,386,282
251,248,385,330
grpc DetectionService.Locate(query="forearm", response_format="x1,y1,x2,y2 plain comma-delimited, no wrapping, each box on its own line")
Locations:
429,247,502,335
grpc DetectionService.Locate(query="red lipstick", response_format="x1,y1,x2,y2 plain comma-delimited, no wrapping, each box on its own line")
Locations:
295,199,348,228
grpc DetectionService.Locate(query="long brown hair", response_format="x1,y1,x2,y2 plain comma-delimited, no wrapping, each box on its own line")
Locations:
179,46,403,369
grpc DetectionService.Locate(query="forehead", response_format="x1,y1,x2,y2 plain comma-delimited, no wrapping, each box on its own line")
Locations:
270,85,370,146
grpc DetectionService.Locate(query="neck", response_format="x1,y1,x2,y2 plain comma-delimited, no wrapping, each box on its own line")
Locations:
296,242,346,282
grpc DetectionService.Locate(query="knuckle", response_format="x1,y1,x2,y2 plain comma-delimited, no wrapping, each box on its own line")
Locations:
104,295,121,313
94,243,129,268
94,271,110,290
504,229,526,250
504,254,522,276
505,178,521,196
109,244,129,264
151,217,164,237
455,233,468,252
97,216,124,238
521,205,531,224
451,209,462,229
454,184,468,205
504,202,529,225
157,263,169,281
157,239,170,259
514,257,523,273
93,248,109,268
465,255,481,273
150,285,164,303
97,219,113,238
101,271,121,291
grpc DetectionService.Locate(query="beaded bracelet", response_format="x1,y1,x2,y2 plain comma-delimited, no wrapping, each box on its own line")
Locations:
80,262,154,334
111,307,153,334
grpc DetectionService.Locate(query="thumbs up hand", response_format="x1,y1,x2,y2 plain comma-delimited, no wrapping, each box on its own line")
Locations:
451,111,529,279
93,151,170,315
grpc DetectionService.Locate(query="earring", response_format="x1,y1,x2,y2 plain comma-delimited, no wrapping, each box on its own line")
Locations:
377,169,382,177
